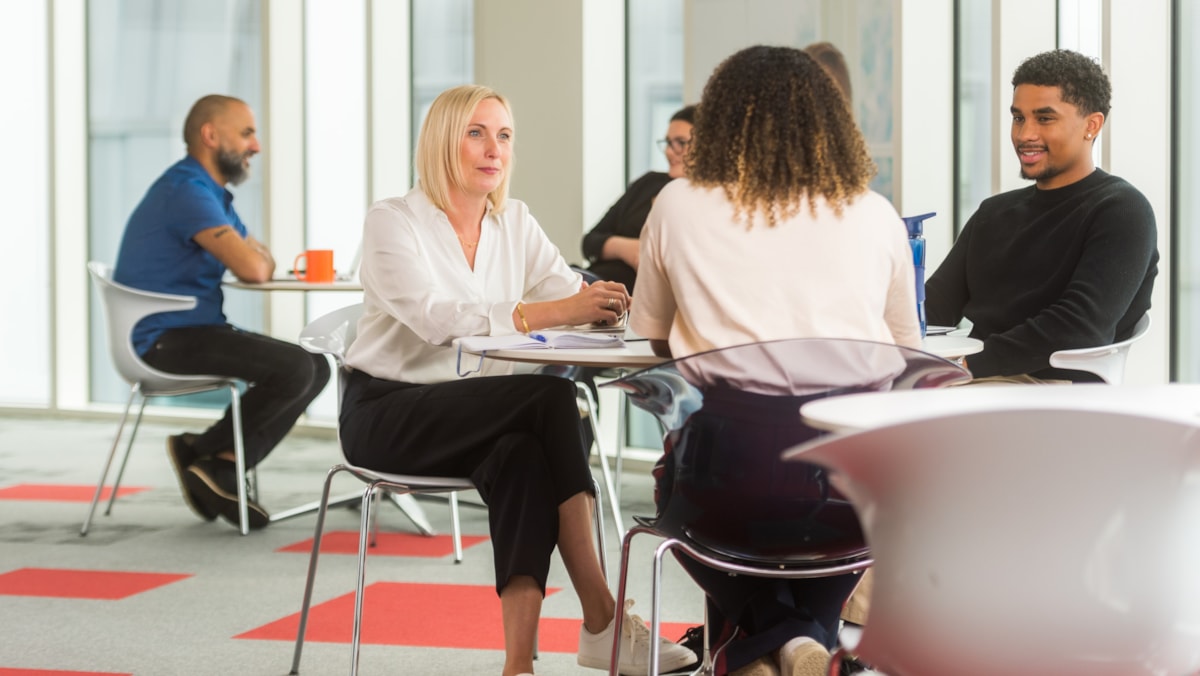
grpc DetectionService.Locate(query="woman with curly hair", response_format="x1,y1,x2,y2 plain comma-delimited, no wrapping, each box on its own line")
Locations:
630,45,919,676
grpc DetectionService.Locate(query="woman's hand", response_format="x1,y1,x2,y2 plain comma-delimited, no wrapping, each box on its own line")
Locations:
567,281,632,326
514,280,632,332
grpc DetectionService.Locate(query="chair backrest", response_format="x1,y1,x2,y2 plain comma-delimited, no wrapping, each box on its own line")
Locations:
1048,311,1152,383
299,303,364,405
604,338,971,564
298,303,363,365
87,261,225,393
786,407,1200,676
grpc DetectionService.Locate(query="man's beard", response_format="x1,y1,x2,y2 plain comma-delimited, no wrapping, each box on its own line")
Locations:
1020,164,1062,184
216,147,252,186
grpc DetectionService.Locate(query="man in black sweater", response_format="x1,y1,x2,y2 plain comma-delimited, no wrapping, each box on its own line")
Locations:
926,49,1158,382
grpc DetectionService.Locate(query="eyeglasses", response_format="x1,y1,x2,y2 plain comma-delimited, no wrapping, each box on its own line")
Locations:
656,137,691,153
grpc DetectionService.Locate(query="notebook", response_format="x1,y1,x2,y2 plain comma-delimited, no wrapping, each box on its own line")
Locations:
456,331,625,352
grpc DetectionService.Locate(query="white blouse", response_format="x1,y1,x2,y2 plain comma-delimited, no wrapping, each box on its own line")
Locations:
631,179,921,359
345,187,580,384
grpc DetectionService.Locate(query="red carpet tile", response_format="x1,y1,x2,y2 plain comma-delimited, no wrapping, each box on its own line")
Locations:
0,568,190,600
0,484,146,502
277,531,489,558
238,582,693,652
0,669,131,676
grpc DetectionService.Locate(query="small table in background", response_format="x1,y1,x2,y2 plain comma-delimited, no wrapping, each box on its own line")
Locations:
224,278,363,292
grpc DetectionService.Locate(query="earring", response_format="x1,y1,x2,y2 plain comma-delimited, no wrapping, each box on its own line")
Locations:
1086,133,1093,139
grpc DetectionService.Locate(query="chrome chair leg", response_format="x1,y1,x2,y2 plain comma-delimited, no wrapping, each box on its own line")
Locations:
609,524,650,675
449,491,463,563
106,395,148,516
648,537,679,676
351,480,382,676
290,465,344,674
82,384,139,536
696,604,715,676
591,478,608,581
369,488,382,547
229,384,249,536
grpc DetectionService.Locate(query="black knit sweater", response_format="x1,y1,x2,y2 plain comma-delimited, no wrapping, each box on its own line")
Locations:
925,169,1158,381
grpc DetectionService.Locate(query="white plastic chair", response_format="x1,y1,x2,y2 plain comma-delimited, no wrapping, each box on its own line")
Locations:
289,303,608,675
83,261,255,536
1048,312,1151,383
786,407,1200,676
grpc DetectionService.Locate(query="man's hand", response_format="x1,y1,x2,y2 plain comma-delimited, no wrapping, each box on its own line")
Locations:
194,225,275,283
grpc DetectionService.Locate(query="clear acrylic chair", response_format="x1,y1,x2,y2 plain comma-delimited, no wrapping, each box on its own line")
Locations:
289,303,608,675
83,261,256,536
601,338,971,675
1048,312,1151,383
786,407,1200,676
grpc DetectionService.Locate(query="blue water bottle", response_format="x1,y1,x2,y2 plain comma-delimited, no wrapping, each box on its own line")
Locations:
902,212,935,338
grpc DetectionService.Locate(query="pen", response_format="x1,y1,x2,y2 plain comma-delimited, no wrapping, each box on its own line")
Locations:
532,333,547,343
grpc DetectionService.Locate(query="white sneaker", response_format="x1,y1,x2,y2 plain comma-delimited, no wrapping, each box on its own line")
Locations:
776,636,830,676
577,599,698,675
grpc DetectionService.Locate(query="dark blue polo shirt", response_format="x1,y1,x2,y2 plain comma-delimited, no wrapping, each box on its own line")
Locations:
114,156,248,355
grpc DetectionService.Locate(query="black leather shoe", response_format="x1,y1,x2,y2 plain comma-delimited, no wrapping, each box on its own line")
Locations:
167,434,217,521
183,458,270,530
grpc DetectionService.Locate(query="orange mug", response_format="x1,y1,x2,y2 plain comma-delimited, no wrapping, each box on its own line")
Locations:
293,249,335,283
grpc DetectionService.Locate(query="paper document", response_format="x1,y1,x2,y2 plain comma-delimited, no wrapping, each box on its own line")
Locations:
457,331,624,352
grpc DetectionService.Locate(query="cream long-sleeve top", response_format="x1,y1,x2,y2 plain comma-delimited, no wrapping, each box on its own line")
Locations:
345,186,581,384
631,179,921,359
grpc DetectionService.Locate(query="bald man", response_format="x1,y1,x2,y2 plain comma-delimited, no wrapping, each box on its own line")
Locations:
113,94,330,530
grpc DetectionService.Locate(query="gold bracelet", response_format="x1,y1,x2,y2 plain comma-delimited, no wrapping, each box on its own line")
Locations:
516,302,531,333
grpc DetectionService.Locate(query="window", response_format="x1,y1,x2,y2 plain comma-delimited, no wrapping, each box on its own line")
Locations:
412,0,474,155
1176,0,1200,380
955,0,993,233
626,0,684,180
0,3,50,405
87,0,263,406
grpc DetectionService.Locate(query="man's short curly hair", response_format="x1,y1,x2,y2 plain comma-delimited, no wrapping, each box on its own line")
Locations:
687,45,875,227
1011,49,1111,118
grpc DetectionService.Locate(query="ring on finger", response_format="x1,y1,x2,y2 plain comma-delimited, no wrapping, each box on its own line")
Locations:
607,297,615,308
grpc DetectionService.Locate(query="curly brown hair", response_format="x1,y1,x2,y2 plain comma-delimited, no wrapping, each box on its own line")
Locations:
687,45,875,227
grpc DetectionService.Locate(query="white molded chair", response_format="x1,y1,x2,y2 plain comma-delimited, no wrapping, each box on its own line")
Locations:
83,261,255,536
1049,312,1151,383
786,407,1200,676
289,303,608,675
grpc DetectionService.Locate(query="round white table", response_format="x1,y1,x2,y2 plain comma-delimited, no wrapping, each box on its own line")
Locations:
224,279,363,292
800,382,1200,434
464,334,979,370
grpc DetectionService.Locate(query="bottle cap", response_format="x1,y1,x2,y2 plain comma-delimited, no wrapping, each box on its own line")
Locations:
902,212,936,238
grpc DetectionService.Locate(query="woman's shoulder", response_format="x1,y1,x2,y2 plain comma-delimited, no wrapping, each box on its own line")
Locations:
838,190,903,224
493,196,533,225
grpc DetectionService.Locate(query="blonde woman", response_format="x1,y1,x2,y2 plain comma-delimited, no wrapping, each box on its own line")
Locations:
340,84,694,676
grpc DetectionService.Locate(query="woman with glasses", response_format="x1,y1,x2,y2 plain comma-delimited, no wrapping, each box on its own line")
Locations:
581,104,695,291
